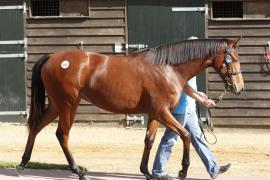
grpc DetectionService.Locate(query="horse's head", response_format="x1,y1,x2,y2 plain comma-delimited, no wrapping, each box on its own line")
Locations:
212,38,244,95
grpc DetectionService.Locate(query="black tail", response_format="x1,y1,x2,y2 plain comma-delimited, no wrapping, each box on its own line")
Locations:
27,55,50,131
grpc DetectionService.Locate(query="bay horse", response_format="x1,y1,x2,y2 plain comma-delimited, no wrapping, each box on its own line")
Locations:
16,39,244,180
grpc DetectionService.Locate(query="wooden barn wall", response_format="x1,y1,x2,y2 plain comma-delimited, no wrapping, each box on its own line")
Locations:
26,0,127,123
207,0,270,126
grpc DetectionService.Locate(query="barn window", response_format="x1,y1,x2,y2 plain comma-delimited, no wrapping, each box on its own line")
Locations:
31,0,59,16
212,1,243,18
30,0,90,17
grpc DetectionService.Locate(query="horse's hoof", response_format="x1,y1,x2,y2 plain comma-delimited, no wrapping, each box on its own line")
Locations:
79,174,90,180
15,165,24,176
145,174,153,180
178,170,187,180
140,169,152,180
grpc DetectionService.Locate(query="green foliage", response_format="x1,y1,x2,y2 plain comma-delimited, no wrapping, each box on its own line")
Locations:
0,161,87,171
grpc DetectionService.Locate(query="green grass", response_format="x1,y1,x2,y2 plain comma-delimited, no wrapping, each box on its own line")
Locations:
0,161,87,171
0,161,17,169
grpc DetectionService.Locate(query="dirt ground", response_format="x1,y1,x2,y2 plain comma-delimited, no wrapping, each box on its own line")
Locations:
0,123,270,179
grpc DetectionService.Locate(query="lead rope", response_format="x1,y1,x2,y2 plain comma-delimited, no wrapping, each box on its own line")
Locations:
198,89,227,145
197,106,217,145
201,126,217,145
214,89,227,105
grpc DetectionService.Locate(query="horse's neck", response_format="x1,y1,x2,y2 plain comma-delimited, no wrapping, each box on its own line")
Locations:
174,58,209,82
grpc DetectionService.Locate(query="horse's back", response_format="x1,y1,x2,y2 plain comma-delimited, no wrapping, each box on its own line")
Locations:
42,50,107,83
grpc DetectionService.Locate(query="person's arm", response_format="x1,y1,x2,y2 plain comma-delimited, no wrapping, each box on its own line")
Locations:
183,84,216,107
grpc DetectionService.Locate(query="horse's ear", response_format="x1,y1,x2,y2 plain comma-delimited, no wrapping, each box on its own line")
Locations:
230,38,241,48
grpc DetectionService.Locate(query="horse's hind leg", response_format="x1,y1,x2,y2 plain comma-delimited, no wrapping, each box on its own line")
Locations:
140,119,159,180
16,101,58,175
56,104,89,180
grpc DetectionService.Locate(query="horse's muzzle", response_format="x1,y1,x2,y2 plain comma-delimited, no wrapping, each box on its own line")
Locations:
232,83,244,95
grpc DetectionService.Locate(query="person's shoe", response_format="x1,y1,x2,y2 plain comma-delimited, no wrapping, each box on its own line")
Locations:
211,163,231,179
152,174,175,180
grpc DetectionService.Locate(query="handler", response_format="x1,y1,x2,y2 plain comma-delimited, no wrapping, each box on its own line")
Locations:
151,38,231,180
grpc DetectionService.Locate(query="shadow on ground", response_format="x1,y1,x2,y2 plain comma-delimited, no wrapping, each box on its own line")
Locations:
0,168,211,180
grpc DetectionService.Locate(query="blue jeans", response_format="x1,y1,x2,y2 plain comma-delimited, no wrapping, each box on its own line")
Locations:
152,112,219,178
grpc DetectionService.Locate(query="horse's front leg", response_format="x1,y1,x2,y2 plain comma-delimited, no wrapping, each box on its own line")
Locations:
140,119,159,180
158,108,191,180
178,134,191,180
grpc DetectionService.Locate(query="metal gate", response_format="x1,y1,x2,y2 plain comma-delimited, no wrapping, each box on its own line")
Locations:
0,1,27,120
127,0,207,125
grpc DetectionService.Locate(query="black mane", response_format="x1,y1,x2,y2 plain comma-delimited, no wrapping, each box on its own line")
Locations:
137,39,228,65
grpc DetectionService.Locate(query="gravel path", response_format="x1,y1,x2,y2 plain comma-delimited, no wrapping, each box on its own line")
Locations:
0,123,269,180
1,168,270,180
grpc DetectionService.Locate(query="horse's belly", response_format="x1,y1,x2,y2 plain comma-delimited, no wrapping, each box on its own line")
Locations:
82,81,143,114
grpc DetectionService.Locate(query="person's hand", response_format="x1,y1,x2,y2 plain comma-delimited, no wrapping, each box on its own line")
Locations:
197,91,208,99
202,98,216,107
